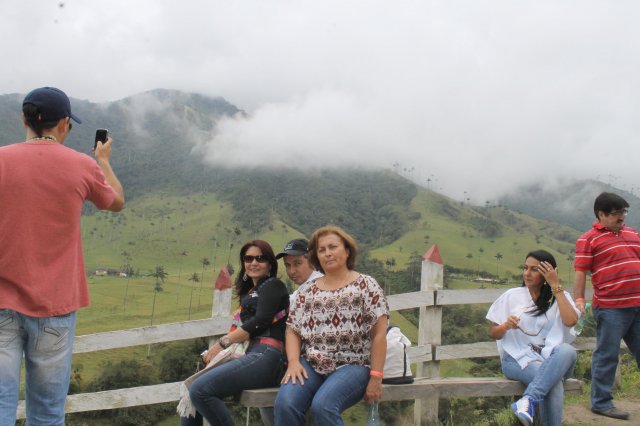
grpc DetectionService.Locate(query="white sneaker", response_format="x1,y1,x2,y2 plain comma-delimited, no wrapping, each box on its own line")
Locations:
511,395,535,426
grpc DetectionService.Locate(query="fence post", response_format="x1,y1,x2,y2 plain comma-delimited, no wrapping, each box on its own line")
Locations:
210,266,233,349
414,245,444,426
200,267,234,426
212,266,233,317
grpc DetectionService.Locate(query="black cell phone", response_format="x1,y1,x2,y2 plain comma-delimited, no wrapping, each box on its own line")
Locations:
94,129,109,149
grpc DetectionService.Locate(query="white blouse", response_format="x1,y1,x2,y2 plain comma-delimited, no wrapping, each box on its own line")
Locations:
486,286,580,369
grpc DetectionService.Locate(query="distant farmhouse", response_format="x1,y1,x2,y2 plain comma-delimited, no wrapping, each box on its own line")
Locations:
95,268,127,277
473,277,501,284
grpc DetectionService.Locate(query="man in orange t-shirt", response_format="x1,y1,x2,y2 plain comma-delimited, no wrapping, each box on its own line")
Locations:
0,87,124,425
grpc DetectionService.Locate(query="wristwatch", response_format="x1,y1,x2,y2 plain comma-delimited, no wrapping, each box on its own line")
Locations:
218,335,231,349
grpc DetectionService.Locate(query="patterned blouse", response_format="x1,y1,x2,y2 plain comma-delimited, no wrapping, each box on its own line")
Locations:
287,274,389,375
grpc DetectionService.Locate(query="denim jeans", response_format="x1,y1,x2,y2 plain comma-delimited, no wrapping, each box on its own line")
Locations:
0,309,77,426
591,306,640,411
501,343,576,426
181,343,285,426
274,357,370,426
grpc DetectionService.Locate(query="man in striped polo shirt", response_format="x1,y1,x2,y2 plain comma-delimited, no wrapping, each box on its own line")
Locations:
574,192,640,421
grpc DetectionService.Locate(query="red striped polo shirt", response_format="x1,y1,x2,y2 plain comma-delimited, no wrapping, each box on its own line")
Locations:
574,222,640,308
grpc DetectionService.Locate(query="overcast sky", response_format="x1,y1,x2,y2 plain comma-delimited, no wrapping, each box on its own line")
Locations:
2,0,638,202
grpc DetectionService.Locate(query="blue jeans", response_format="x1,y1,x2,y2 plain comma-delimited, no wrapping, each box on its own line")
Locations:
181,343,285,426
501,343,576,426
591,306,640,411
0,309,77,426
274,357,370,426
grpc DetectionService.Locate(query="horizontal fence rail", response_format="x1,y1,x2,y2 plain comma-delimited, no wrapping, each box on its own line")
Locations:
17,287,596,419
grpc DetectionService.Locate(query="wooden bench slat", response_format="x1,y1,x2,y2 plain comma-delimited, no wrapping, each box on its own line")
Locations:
239,377,583,407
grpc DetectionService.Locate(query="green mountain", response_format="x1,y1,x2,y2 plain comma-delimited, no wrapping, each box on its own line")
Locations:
500,179,640,232
1,89,419,247
0,88,605,279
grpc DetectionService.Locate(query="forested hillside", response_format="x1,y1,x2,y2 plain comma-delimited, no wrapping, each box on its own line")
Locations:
500,179,640,231
2,90,417,246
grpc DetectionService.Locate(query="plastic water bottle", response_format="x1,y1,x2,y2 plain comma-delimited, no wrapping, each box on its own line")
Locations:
366,401,381,426
575,302,592,336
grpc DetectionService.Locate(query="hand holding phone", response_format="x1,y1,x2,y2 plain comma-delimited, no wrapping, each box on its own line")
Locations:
94,129,109,149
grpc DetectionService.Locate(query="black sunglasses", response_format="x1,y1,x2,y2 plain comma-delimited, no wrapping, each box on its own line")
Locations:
243,255,268,264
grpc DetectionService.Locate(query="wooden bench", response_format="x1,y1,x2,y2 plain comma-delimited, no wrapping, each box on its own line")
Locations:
239,377,583,408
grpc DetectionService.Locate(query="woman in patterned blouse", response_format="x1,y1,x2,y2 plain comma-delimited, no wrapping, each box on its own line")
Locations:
274,225,389,426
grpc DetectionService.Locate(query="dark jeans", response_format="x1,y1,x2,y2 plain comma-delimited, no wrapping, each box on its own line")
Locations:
591,306,640,411
181,343,284,426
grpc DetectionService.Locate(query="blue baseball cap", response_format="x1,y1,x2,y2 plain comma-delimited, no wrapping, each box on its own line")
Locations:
23,87,82,124
276,238,309,259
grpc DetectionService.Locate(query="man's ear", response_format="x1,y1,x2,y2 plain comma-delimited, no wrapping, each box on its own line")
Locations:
56,117,67,133
597,211,606,221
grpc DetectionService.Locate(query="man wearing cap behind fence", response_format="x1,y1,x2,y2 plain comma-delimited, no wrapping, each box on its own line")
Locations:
276,238,324,304
260,239,323,426
0,87,125,425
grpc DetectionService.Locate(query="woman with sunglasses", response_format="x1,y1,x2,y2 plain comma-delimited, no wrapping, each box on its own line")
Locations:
275,226,389,426
486,250,580,426
182,240,289,426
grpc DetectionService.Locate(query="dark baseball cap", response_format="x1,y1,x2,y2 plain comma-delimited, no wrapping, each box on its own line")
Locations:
276,238,309,259
23,87,82,124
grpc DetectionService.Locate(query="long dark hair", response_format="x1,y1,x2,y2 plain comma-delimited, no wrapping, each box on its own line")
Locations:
235,240,278,298
522,250,557,316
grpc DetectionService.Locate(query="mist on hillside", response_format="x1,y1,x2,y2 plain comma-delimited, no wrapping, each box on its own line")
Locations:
500,178,640,231
3,1,639,205
3,87,636,235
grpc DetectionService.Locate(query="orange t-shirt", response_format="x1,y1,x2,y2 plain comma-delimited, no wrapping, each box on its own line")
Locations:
0,141,116,317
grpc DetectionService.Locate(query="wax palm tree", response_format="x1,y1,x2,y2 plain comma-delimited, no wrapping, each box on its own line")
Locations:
149,265,168,325
188,272,200,320
197,257,210,310
176,250,188,304
121,251,133,312
494,252,503,281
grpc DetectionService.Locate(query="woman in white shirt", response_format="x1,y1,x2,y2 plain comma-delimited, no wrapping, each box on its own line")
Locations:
487,250,579,426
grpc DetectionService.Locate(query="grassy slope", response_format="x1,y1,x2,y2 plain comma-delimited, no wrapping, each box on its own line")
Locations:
69,187,608,424
370,187,579,284
74,188,583,377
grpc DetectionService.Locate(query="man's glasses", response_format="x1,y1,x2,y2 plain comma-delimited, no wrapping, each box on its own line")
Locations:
606,209,629,217
243,255,268,264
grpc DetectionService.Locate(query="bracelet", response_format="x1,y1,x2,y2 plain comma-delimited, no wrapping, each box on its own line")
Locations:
551,285,563,295
575,297,585,302
369,370,384,378
218,336,231,349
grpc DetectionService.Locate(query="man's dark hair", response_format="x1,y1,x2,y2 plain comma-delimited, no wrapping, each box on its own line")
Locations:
23,103,59,137
593,192,629,218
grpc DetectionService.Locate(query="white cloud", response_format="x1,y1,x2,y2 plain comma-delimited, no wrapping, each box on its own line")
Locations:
2,0,639,201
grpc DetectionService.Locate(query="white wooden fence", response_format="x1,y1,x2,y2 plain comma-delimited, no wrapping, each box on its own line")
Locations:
16,249,596,425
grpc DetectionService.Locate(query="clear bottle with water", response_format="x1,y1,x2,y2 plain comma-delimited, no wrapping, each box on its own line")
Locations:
366,401,381,426
574,302,592,336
